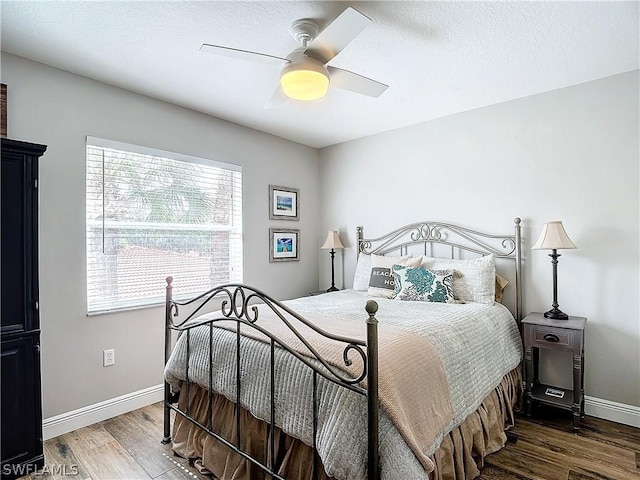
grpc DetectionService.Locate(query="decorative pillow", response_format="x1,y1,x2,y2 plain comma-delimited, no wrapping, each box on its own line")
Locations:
352,254,372,291
495,274,509,303
367,254,422,298
421,254,496,304
391,265,455,303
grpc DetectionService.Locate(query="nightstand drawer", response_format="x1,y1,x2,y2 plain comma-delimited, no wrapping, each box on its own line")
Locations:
525,324,581,353
532,326,571,347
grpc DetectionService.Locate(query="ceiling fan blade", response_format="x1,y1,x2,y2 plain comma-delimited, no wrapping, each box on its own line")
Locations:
200,44,288,66
264,85,288,109
327,66,388,98
304,7,371,64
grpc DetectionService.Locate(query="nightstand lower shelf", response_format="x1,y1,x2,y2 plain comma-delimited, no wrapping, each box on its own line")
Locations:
529,383,574,410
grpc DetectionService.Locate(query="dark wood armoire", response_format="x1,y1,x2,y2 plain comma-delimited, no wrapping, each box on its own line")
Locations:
1,138,47,479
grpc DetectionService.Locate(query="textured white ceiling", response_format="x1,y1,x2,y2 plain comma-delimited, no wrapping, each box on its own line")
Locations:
2,1,638,148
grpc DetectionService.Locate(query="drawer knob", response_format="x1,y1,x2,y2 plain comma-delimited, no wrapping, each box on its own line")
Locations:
543,333,560,342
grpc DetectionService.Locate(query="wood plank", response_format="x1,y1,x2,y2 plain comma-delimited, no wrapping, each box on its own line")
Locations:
571,418,640,457
478,463,533,480
512,421,637,474
102,407,181,478
155,461,213,480
38,437,92,480
135,404,212,479
498,438,638,480
484,445,569,480
521,407,640,454
64,434,151,480
85,440,151,479
21,425,115,479
142,401,170,424
62,423,114,451
566,467,639,480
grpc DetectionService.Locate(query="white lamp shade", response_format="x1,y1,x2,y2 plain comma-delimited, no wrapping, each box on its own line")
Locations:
321,230,344,250
532,221,577,250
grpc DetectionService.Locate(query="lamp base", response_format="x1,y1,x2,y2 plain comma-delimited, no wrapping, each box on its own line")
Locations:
326,286,339,293
544,308,569,320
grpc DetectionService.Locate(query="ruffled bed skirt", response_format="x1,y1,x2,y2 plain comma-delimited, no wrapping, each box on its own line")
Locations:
431,366,522,479
171,366,522,480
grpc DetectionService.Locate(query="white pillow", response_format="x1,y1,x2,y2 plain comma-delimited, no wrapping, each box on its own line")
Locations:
368,253,422,299
421,254,496,305
352,254,372,291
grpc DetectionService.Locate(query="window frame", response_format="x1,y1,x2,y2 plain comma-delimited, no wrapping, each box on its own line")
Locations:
85,136,243,315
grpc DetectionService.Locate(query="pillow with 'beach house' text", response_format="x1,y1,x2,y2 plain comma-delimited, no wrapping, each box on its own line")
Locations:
367,253,422,299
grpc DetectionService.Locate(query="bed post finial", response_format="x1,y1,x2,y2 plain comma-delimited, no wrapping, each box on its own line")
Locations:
365,299,379,479
365,300,378,316
356,226,363,259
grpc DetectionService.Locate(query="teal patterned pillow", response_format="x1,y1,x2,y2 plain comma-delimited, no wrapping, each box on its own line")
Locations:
391,265,455,303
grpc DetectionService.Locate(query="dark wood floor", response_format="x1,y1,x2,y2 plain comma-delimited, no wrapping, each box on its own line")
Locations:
23,403,208,480
481,405,639,480
23,402,640,480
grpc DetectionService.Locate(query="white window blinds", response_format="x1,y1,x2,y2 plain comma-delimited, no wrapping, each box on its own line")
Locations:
86,137,242,314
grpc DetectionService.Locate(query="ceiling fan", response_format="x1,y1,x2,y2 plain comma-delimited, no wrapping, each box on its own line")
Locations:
199,7,388,107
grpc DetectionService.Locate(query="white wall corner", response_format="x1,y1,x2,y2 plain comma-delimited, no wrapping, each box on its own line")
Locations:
42,384,163,440
584,395,640,428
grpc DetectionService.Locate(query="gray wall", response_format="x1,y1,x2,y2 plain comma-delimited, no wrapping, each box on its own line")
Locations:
319,71,640,408
1,53,321,418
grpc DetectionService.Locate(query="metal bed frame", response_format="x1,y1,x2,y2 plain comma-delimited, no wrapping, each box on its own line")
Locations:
162,217,522,480
162,282,380,479
357,217,523,324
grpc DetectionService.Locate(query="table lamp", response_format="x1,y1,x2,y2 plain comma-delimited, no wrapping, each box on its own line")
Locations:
321,230,344,292
532,221,577,320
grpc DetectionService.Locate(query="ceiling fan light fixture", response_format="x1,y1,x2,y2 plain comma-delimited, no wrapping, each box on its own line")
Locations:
201,7,386,106
280,60,330,101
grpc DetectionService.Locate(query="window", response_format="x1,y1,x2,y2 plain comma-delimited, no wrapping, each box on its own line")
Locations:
86,137,242,314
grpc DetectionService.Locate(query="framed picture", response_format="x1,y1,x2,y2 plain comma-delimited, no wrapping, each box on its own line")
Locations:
269,228,299,262
269,185,299,221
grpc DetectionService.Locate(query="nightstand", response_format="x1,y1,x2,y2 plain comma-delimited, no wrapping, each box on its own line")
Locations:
522,312,586,432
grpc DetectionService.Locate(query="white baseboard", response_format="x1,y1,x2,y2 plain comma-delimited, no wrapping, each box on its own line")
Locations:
42,387,639,441
584,395,640,428
42,384,164,440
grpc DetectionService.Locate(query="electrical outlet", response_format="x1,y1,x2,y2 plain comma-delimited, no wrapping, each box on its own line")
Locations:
103,349,115,367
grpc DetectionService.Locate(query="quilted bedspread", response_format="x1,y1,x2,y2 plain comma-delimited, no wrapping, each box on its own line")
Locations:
164,290,522,480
